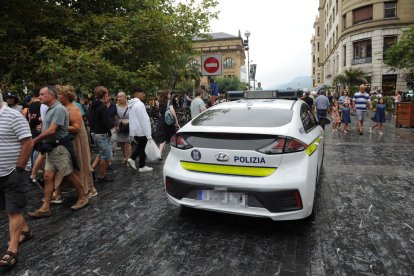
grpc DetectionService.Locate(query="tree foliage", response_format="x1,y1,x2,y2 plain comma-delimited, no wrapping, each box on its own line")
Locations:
333,68,368,89
384,26,414,72
215,77,246,92
0,0,218,97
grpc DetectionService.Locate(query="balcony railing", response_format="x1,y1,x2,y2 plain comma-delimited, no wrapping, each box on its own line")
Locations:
351,57,372,65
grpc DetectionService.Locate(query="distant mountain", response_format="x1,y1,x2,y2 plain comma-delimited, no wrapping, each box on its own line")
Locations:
269,76,312,90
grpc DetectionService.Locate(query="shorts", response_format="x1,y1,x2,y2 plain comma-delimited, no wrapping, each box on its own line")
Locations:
0,170,28,213
45,145,74,176
356,110,367,121
92,134,113,160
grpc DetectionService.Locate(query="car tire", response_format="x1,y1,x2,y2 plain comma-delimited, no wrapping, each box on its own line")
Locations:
304,171,319,222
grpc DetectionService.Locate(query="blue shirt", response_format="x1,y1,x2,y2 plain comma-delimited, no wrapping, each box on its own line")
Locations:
353,92,370,110
210,82,219,96
315,95,330,110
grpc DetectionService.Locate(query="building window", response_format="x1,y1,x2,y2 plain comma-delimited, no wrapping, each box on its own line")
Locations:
384,1,397,19
342,14,346,30
317,42,320,51
352,39,372,64
382,74,397,95
317,27,320,36
223,58,235,69
317,73,321,83
343,45,346,66
353,5,373,24
383,36,398,59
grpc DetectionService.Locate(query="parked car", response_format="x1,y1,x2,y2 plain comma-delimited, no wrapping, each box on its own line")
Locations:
163,90,330,221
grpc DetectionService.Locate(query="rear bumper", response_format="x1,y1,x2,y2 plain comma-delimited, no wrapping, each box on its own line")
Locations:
165,176,312,221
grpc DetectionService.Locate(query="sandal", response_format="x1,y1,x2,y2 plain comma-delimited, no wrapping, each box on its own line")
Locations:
0,251,17,269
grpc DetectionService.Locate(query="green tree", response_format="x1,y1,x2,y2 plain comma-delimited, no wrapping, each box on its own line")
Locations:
167,54,201,91
384,26,414,88
333,68,368,95
0,0,218,96
215,77,245,92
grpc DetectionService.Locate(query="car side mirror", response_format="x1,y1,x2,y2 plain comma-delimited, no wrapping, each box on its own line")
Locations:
318,117,331,126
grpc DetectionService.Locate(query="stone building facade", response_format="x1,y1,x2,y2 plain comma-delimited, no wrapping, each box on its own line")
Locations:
311,0,414,95
193,32,246,87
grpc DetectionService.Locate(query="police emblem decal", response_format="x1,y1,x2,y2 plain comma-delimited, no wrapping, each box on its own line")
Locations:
191,149,201,161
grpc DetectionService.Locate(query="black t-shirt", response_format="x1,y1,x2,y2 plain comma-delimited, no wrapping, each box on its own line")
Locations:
28,101,42,137
304,97,314,108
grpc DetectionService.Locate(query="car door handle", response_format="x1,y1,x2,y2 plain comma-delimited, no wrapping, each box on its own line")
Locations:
314,142,320,146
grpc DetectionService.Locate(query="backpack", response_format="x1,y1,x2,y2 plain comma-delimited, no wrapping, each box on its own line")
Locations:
165,101,175,125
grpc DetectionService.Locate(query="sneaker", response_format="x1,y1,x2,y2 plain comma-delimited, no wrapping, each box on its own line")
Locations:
86,189,98,199
51,195,64,204
42,194,64,204
379,131,384,135
127,158,137,170
139,166,153,173
369,127,373,133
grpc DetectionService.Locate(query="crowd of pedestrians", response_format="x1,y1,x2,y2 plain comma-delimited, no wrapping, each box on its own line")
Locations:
303,84,393,135
0,80,399,269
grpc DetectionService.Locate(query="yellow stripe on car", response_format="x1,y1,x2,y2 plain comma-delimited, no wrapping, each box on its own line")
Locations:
180,161,277,177
306,137,321,156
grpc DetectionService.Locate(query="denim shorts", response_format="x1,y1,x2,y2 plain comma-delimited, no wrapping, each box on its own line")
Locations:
92,134,113,160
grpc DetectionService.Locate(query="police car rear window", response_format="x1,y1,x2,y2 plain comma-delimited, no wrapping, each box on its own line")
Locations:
191,108,293,127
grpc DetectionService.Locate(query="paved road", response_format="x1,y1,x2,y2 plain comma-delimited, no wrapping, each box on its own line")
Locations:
1,116,413,275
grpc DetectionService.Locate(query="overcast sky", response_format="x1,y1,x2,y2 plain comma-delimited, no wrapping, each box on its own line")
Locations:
209,0,319,89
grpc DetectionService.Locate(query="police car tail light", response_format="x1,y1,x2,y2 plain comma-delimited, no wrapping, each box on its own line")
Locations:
171,133,193,150
256,138,285,154
284,138,308,153
257,137,307,154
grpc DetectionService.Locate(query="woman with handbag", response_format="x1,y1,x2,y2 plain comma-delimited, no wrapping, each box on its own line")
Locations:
115,92,131,165
155,90,179,158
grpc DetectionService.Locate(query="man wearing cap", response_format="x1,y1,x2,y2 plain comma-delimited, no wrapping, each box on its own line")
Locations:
127,87,153,172
4,92,23,113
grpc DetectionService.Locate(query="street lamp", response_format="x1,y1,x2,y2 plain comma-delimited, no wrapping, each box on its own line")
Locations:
244,30,250,90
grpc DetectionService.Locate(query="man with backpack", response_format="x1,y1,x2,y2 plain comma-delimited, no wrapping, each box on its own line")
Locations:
127,87,153,172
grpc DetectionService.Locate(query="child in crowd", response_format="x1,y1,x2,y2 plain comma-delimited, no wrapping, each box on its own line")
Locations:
341,101,351,133
370,97,387,135
331,100,341,132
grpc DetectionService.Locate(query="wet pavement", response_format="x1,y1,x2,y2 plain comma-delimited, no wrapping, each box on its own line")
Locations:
1,114,413,275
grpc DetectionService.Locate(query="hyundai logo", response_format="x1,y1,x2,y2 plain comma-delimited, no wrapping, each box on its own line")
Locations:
215,152,229,162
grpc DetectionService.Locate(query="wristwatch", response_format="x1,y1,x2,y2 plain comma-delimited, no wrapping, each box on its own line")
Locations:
15,167,25,172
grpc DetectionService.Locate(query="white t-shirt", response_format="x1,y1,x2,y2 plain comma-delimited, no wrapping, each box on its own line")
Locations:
0,104,32,176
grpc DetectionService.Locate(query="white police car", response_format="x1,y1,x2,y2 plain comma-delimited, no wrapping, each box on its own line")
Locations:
163,90,330,221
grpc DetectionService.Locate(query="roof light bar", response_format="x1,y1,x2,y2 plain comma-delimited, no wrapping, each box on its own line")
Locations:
226,90,302,101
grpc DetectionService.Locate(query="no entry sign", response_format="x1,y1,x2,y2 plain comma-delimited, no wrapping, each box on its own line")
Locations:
201,54,222,76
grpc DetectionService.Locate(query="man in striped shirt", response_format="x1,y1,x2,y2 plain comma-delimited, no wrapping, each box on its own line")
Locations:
352,84,372,135
0,93,34,268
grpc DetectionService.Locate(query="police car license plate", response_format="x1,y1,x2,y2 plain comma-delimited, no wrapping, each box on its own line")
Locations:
197,190,246,206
